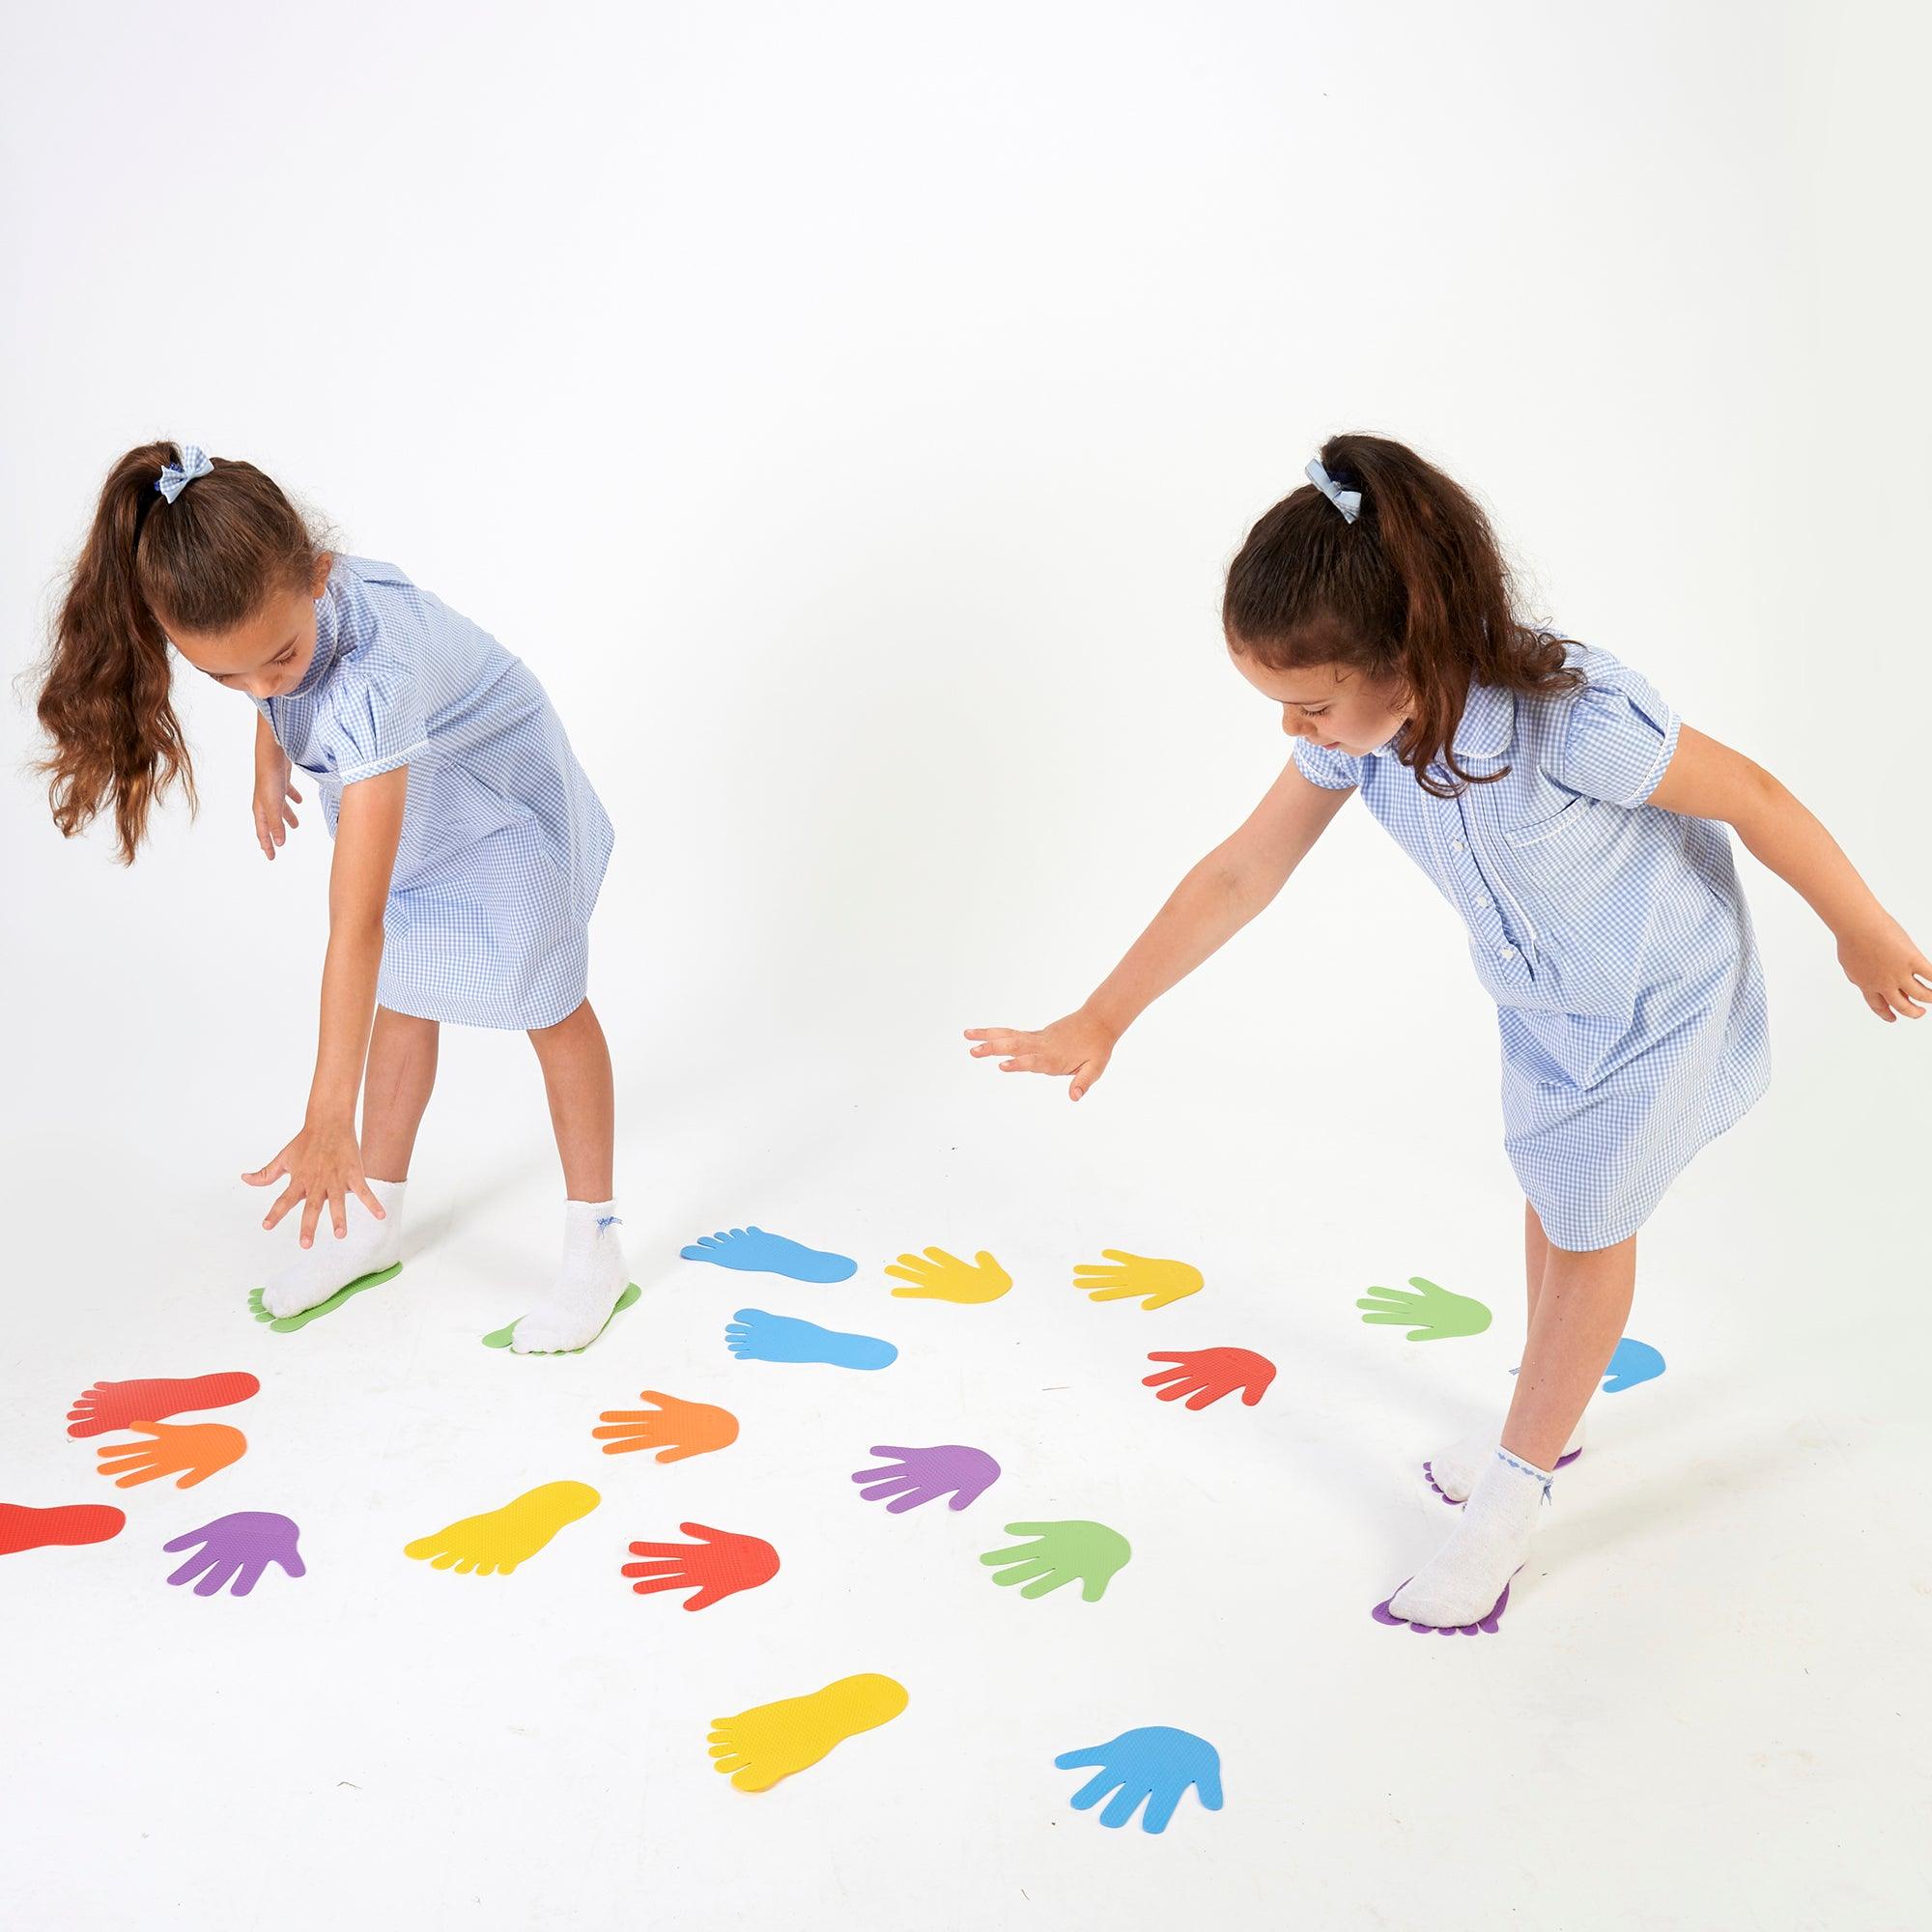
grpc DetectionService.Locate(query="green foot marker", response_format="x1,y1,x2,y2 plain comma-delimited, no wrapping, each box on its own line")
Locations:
247,1264,402,1334
482,1282,642,1354
1355,1274,1492,1342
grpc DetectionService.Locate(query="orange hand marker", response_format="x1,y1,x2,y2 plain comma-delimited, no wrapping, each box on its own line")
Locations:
95,1421,248,1491
591,1390,739,1463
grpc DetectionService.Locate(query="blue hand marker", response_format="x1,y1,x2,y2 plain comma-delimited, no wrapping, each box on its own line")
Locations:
1053,1725,1224,1835
1602,1335,1665,1392
679,1227,857,1283
724,1308,896,1371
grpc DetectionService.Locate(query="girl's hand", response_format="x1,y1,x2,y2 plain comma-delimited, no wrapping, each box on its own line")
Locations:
964,1009,1119,1100
242,1119,386,1247
252,746,301,860
1836,913,1932,1022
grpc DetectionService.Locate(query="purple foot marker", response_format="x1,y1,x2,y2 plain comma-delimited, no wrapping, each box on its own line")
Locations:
1371,1571,1516,1636
1421,1445,1581,1508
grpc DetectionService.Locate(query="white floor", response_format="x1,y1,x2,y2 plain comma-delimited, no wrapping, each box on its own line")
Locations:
6,980,1928,1931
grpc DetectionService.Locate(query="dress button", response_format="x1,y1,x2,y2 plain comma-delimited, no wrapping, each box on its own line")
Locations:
1451,838,1466,853
1473,895,1492,909
1497,945,1517,959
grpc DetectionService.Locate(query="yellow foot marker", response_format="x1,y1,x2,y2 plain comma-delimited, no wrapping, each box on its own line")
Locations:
707,1672,908,1792
403,1480,600,1577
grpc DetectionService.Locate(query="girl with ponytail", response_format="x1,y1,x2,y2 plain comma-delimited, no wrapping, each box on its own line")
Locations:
967,432,1927,1634
33,442,630,1353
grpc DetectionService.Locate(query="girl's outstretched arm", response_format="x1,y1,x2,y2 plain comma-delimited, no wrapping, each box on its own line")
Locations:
1648,724,1930,1021
966,757,1354,1097
242,765,410,1239
252,712,302,860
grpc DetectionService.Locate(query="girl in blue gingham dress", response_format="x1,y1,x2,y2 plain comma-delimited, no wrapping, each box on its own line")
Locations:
36,443,635,1354
968,433,1928,1634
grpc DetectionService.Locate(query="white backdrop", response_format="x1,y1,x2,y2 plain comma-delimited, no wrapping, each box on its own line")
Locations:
4,5,1928,1929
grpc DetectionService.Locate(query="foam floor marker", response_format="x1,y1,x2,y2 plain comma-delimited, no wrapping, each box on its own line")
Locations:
1372,1571,1516,1636
1143,1347,1276,1410
1,1501,126,1556
162,1512,305,1597
247,1263,401,1333
96,1421,246,1491
66,1371,260,1439
884,1247,1012,1304
980,1520,1130,1602
724,1309,897,1371
679,1227,857,1283
707,1672,908,1792
481,1282,641,1353
623,1521,779,1610
1356,1275,1492,1342
1054,1726,1224,1834
851,1443,1000,1513
1603,1336,1666,1391
1073,1250,1203,1312
592,1389,739,1463
404,1480,600,1577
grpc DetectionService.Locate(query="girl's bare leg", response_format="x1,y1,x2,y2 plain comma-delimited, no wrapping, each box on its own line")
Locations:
1500,1231,1635,1471
360,1007,440,1180
508,999,625,1353
1524,1197,1552,1322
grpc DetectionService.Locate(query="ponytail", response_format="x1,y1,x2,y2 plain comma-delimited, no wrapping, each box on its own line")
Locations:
1223,432,1580,797
31,442,324,863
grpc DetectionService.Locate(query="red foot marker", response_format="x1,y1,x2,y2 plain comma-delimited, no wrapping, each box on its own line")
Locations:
1,1502,127,1555
65,1372,261,1439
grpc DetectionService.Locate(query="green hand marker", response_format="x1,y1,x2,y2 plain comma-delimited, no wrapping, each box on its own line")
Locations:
980,1520,1131,1603
1355,1274,1492,1342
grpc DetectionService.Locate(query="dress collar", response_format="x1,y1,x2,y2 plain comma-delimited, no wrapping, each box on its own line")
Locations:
1446,679,1515,763
286,563,348,698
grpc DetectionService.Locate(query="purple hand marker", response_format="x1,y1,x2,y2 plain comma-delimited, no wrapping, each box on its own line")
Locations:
161,1511,306,1598
850,1443,1001,1514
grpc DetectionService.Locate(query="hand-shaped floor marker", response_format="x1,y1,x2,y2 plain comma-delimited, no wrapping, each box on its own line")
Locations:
66,1372,259,1439
96,1421,246,1491
884,1248,1011,1304
593,1390,739,1463
1373,1571,1515,1635
1054,1726,1224,1834
1073,1251,1203,1312
404,1481,600,1577
680,1227,857,1283
162,1512,305,1597
623,1522,778,1610
725,1309,896,1371
482,1282,640,1353
1143,1348,1276,1411
851,1444,1000,1514
1603,1336,1665,1391
707,1673,908,1792
1,1502,126,1556
247,1264,400,1333
1356,1276,1492,1342
980,1520,1130,1602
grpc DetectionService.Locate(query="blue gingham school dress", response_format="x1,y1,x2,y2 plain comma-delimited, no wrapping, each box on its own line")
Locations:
1294,639,1770,1251
247,554,614,1031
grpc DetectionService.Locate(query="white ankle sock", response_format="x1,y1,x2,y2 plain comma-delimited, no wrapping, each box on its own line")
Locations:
261,1177,407,1318
1388,1446,1552,1629
1426,1413,1586,1503
509,1198,631,1353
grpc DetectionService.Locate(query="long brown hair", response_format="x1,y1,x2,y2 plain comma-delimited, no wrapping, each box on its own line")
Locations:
1223,432,1580,797
31,441,327,863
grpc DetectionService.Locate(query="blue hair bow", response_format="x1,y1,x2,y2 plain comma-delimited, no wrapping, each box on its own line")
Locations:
156,444,213,504
1305,457,1361,525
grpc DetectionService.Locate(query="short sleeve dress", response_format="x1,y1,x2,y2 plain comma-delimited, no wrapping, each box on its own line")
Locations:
1293,638,1770,1252
246,554,615,1031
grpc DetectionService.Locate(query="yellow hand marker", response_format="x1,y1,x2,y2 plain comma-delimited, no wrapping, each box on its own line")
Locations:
403,1480,600,1577
707,1672,909,1793
885,1247,1012,1304
1072,1249,1204,1311
95,1420,246,1491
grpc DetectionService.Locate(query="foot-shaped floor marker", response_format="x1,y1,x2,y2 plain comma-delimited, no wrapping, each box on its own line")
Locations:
248,1264,401,1333
65,1372,260,1439
482,1282,641,1353
1422,1444,1580,1507
707,1672,908,1791
680,1227,857,1283
1,1501,126,1555
1372,1571,1517,1635
724,1309,896,1371
404,1481,601,1576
